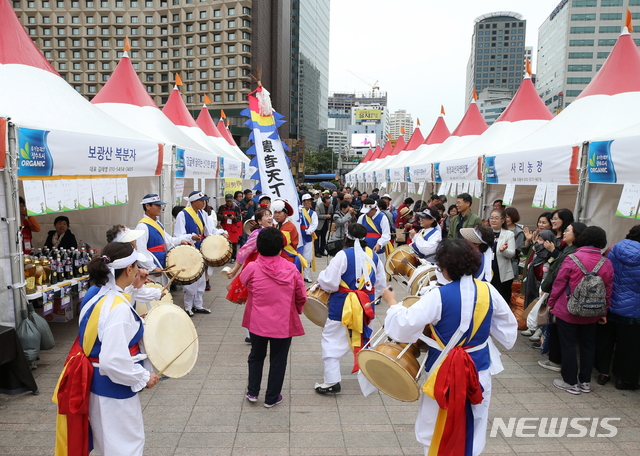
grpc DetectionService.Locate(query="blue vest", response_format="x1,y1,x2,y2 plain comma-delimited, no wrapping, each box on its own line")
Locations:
299,209,315,244
327,248,378,321
425,281,493,372
182,209,206,249
144,220,166,267
474,253,488,281
362,213,385,251
414,228,438,260
78,295,144,399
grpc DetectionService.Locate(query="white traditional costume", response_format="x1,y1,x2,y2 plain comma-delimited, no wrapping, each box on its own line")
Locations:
299,194,318,282
384,276,517,456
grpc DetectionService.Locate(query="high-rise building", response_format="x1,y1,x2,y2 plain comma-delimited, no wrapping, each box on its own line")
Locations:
389,109,413,141
536,0,640,114
11,0,303,149
347,103,389,159
465,12,528,107
290,0,329,152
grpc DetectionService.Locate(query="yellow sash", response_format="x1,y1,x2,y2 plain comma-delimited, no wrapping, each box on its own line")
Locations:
365,214,395,257
139,217,165,239
341,247,374,348
422,279,490,399
302,208,317,271
302,209,318,241
281,230,308,270
184,207,204,234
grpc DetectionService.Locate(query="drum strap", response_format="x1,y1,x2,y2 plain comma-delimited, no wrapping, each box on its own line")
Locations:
139,217,165,239
184,207,204,234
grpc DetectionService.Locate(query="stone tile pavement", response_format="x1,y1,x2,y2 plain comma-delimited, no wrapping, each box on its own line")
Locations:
1,259,639,455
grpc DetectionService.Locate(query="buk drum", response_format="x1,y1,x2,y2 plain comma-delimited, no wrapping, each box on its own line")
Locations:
357,295,427,402
408,265,438,296
200,235,233,267
385,245,423,292
165,245,205,285
143,303,199,378
135,283,173,316
243,219,258,236
303,283,331,327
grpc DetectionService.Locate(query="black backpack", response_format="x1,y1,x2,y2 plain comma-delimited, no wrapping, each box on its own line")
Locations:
566,254,607,317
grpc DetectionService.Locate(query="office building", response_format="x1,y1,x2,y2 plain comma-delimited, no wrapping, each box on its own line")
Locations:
347,103,389,159
389,109,413,141
12,1,301,148
290,0,330,152
536,0,640,113
465,12,528,107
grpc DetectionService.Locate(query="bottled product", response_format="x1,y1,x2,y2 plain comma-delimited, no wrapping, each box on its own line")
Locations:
24,255,36,294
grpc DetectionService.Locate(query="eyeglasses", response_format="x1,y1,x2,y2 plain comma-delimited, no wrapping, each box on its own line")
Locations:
489,217,503,221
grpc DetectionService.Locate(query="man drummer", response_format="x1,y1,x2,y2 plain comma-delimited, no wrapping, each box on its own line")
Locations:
314,223,386,394
175,191,229,316
272,199,306,272
357,198,392,262
299,194,318,283
135,194,196,279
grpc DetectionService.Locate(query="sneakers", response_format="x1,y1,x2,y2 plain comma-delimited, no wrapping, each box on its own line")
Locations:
244,337,251,344
185,308,194,317
538,360,561,372
529,327,543,342
192,307,211,314
264,395,283,408
245,392,258,402
314,382,342,394
579,382,591,393
554,379,581,395
521,328,535,337
304,278,313,283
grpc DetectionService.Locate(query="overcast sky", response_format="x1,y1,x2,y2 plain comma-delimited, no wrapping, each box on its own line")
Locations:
329,0,561,132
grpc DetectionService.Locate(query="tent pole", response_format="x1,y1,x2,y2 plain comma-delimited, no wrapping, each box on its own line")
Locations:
480,155,488,219
5,122,24,326
574,142,590,223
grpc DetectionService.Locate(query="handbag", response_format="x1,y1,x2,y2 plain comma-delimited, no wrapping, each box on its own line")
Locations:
326,239,344,257
536,293,550,326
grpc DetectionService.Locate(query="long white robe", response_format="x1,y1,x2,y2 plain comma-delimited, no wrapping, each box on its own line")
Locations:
384,281,517,456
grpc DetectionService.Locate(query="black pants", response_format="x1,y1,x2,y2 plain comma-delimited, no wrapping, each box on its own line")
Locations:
594,319,640,384
547,320,562,365
490,277,513,306
556,317,597,385
247,333,292,404
315,224,329,255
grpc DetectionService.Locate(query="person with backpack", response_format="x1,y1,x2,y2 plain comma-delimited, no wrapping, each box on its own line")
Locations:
548,226,613,395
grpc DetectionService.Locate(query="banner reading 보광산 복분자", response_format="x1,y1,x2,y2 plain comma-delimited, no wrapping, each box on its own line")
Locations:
17,127,162,177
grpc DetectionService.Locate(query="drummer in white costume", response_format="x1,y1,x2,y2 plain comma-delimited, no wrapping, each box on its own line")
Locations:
299,193,318,283
357,198,391,264
381,239,517,456
135,194,195,280
74,242,159,456
174,191,228,316
408,207,442,263
314,223,386,394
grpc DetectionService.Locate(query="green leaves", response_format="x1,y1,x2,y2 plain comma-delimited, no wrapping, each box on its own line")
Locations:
588,152,596,168
20,142,30,160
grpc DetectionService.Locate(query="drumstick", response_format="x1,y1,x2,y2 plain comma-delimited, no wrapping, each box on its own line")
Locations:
157,336,198,377
159,268,185,293
149,264,180,276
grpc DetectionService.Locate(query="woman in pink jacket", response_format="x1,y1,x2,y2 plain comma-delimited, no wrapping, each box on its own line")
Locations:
548,226,614,395
240,227,307,407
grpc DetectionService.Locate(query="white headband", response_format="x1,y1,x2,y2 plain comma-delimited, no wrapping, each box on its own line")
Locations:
185,192,206,202
105,250,138,271
140,195,163,205
113,227,130,243
474,228,488,245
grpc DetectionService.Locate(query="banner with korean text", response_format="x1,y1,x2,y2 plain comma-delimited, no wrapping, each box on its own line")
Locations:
17,127,162,177
175,147,218,179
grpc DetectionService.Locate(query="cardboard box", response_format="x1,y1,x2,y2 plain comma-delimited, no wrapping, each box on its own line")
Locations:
45,304,74,323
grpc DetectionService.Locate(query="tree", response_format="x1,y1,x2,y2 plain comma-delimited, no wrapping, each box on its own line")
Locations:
304,147,335,174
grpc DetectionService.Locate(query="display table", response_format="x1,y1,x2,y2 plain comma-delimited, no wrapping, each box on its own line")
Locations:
0,325,39,395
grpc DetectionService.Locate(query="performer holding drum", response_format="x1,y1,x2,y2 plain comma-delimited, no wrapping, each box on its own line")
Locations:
135,194,196,279
357,198,392,263
54,242,160,456
408,207,442,263
175,191,229,316
299,193,318,283
381,239,517,456
314,223,386,394
272,199,307,272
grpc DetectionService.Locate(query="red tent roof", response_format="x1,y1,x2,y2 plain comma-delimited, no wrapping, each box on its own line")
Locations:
451,101,488,136
0,0,58,74
91,53,157,107
217,119,238,146
361,147,374,163
423,116,451,145
161,87,198,127
379,141,394,159
404,128,425,150
576,31,640,100
370,145,383,160
496,77,554,122
390,135,406,156
196,107,223,137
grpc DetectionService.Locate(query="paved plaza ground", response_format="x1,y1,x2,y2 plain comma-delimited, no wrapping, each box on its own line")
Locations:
1,259,639,455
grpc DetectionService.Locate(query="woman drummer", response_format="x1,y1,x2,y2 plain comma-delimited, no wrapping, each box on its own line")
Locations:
382,239,517,456
54,242,160,456
408,206,442,263
226,207,273,304
314,223,386,394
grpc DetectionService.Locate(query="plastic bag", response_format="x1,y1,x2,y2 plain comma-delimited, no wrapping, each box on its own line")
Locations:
28,302,55,350
17,309,41,363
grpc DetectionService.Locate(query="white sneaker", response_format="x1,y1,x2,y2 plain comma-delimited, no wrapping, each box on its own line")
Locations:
538,360,561,372
579,382,591,393
521,328,535,337
554,379,581,395
529,327,543,342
